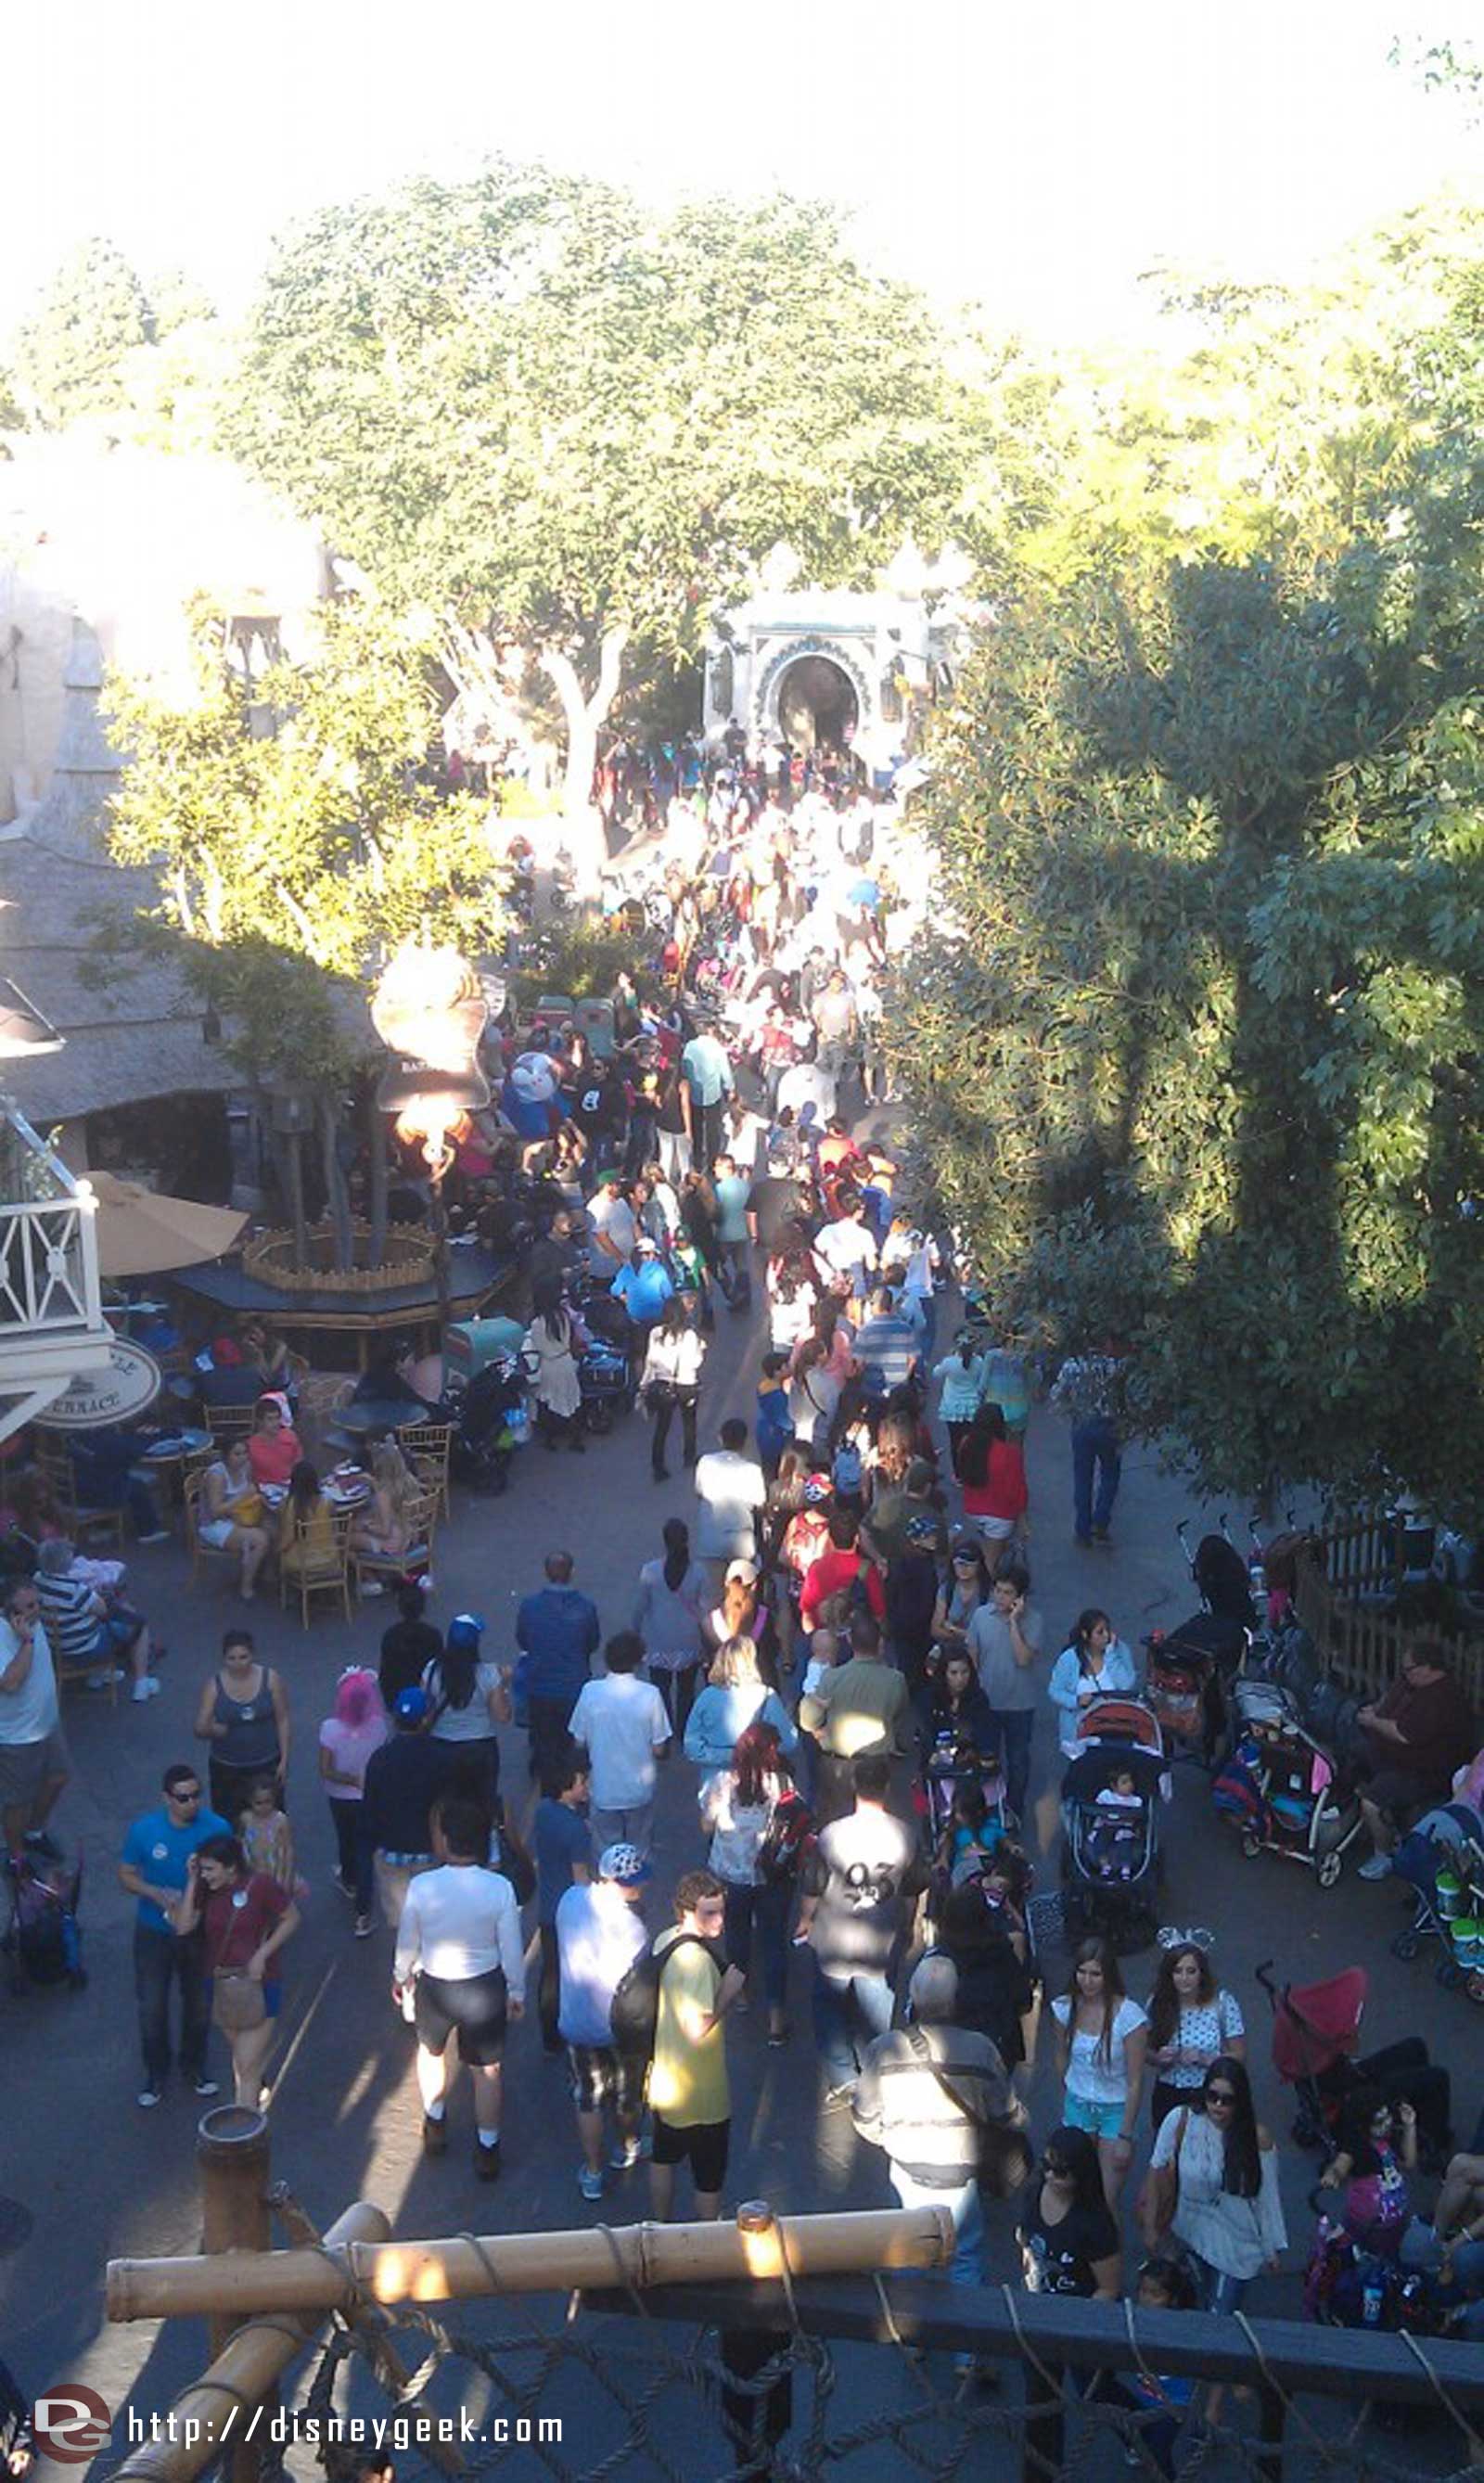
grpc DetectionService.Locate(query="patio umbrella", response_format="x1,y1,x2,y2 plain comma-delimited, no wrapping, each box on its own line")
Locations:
84,1171,248,1278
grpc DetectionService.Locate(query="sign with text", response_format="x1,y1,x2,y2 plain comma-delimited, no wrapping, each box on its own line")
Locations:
35,1338,162,1431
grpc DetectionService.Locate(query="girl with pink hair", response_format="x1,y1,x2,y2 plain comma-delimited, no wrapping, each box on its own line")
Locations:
318,1668,389,1937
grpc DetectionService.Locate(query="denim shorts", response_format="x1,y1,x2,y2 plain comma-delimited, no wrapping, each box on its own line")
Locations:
1064,2092,1127,2141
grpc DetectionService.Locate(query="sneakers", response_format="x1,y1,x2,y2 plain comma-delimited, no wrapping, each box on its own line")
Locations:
86,1670,125,1691
422,2112,448,2156
609,2134,651,2170
334,1873,355,1901
353,1914,375,1939
135,1529,170,1546
474,2138,501,2182
1358,1852,1394,1881
137,2086,163,2109
131,1677,162,1703
822,2082,857,2111
193,2076,221,2098
578,2165,605,2202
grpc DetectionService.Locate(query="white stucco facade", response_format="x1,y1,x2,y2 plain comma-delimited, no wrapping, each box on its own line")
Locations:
703,585,966,775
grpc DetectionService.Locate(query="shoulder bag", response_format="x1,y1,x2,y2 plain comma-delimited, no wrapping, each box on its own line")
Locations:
1137,2105,1189,2244
211,1887,268,2034
904,2025,1030,2196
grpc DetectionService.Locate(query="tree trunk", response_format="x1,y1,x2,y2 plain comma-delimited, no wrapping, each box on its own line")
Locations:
364,1081,389,1273
539,626,629,898
319,1095,353,1274
280,1132,308,1272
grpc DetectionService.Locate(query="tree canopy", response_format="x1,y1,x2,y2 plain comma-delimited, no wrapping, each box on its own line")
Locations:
10,239,156,429
891,211,1484,1524
226,162,967,854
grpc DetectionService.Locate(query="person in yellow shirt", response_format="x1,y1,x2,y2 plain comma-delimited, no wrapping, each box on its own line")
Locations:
648,1870,745,2221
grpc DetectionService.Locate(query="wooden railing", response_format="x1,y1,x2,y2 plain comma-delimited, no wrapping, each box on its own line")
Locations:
1294,1514,1484,1713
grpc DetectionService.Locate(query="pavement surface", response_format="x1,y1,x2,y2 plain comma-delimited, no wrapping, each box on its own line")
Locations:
2,1148,1478,2473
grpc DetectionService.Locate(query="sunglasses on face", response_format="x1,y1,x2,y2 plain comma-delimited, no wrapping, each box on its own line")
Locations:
1205,2089,1236,2106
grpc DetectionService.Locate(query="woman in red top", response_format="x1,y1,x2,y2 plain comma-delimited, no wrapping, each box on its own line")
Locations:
174,1833,300,2108
800,1507,888,1629
246,1397,302,1492
957,1404,1029,1555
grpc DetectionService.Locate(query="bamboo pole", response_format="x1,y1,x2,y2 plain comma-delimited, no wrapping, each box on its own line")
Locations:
198,2109,273,2483
107,2201,390,2483
108,2206,951,2324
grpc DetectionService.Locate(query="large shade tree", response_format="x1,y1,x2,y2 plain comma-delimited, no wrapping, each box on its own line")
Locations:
101,607,508,1267
9,239,156,429
226,162,967,881
891,211,1484,1525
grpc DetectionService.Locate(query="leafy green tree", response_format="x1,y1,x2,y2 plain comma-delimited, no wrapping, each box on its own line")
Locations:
892,229,1484,1525
100,606,508,1266
228,162,964,880
10,239,154,428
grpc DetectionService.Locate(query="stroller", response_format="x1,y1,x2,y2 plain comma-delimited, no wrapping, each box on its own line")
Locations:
1215,1685,1362,1889
1145,1523,1252,1766
1060,1700,1168,1950
920,1732,1010,1860
1303,2210,1449,2334
1389,1800,1484,1995
449,1354,530,1493
1258,1958,1368,2151
3,1844,85,1995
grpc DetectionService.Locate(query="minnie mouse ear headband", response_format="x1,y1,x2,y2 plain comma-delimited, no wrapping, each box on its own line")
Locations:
1157,1925,1215,1953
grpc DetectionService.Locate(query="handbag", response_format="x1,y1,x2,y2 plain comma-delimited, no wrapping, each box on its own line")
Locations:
212,1969,267,2034
904,2025,1030,2195
755,1788,813,1884
1137,2105,1188,2242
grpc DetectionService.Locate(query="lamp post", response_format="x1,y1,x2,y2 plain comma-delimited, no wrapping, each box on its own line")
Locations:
370,943,490,1335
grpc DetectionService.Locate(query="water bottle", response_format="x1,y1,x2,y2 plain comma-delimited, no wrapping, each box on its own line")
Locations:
1361,2269,1385,2327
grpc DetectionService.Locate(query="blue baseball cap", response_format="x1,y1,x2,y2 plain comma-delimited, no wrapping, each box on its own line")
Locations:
393,1686,430,1723
445,1612,485,1648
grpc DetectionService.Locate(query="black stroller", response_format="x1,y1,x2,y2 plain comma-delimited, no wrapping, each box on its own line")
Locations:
1060,1704,1167,1952
450,1355,529,1493
1144,1522,1251,1769
4,1843,85,1994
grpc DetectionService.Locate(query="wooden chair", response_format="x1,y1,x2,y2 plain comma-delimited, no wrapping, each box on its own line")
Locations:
33,1433,127,1552
278,1503,353,1627
207,1403,257,1453
183,1466,237,1590
399,1423,454,1519
350,1490,438,1597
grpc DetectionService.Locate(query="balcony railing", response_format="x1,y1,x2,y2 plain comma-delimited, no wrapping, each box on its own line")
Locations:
0,1192,102,1333
0,1105,112,1444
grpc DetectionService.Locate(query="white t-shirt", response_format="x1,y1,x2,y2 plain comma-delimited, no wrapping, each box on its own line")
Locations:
1051,1994,1147,2105
422,1657,505,1742
569,1673,671,1809
693,1450,767,1561
393,1862,526,1996
815,1217,878,1282
589,1191,637,1269
556,1880,649,2047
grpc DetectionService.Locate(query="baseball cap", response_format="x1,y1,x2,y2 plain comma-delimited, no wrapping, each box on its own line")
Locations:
599,1842,652,1885
905,1513,940,1549
725,1558,759,1586
635,1235,659,1254
393,1686,431,1723
802,1475,832,1505
951,1538,981,1563
445,1612,485,1648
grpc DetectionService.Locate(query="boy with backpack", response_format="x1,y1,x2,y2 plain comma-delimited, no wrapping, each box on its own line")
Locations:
556,1842,650,2203
642,1870,745,2221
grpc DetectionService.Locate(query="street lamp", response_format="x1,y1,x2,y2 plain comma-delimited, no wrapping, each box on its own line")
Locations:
370,942,491,1329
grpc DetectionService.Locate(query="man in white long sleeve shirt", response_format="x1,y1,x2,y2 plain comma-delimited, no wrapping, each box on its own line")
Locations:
393,1797,526,2182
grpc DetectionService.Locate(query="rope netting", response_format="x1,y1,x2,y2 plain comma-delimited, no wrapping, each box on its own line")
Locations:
275,2236,1483,2483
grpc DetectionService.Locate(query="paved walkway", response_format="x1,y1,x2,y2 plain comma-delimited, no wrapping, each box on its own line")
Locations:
1,1248,1473,2457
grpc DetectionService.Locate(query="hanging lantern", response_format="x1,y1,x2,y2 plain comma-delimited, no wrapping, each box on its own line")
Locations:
371,942,490,1176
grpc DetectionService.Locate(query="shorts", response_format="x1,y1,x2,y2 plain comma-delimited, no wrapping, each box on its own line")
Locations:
0,1724,70,1811
568,2043,646,2118
1363,1766,1431,1820
1063,2093,1127,2142
414,1965,507,2065
199,1518,237,1549
650,2113,729,2193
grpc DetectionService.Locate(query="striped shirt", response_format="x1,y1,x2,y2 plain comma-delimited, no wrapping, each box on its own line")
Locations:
35,1570,105,1665
852,2024,1016,2187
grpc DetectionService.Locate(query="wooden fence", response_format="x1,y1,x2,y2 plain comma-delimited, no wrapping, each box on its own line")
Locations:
1293,1512,1484,1712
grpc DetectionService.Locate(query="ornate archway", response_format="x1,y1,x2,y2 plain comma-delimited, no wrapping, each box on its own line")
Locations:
752,634,875,750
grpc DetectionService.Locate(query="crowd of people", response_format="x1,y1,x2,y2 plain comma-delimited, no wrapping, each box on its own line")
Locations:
5,747,1484,2443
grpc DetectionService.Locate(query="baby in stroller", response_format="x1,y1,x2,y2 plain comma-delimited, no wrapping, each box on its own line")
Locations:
1086,1765,1146,1881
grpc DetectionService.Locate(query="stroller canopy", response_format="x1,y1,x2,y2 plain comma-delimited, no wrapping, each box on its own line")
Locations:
1075,1697,1166,1755
1271,1966,1368,2084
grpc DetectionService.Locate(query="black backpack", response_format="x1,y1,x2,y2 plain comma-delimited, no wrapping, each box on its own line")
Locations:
609,1932,715,2060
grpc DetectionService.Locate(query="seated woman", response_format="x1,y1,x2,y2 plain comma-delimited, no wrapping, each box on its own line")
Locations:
277,1462,337,1578
247,1397,303,1493
198,1439,272,1600
350,1443,421,1566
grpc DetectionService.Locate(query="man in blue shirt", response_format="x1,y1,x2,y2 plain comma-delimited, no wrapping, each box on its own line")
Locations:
680,1022,734,1171
516,1552,602,1783
852,1286,922,1402
610,1238,674,1331
119,1762,232,2108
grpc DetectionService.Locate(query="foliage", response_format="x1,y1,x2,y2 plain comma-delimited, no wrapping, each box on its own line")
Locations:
10,239,155,429
225,162,966,804
891,220,1484,1524
509,918,638,1011
100,606,509,1087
